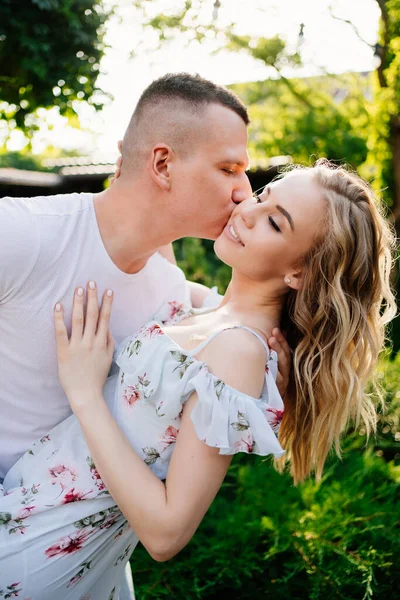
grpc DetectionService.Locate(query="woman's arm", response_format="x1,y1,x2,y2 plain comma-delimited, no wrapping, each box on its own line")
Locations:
54,283,267,561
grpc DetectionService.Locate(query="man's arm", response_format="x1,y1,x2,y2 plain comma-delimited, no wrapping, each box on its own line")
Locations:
157,243,177,265
157,244,215,308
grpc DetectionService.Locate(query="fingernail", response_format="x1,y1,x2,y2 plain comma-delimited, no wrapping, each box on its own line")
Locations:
107,289,113,297
77,287,84,296
89,281,95,289
55,303,62,312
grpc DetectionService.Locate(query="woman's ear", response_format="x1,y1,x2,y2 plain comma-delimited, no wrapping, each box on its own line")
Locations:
150,144,173,191
284,271,303,290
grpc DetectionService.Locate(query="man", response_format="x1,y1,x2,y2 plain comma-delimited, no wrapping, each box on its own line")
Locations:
0,73,289,598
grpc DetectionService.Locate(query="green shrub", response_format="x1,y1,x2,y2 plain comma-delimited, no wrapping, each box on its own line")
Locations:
130,356,400,600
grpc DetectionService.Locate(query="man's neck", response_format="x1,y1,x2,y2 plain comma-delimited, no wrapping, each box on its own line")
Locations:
93,182,177,275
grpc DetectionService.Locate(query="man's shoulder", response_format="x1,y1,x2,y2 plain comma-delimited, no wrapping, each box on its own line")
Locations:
0,192,93,219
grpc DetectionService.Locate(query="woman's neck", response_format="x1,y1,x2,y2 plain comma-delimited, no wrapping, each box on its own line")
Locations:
217,275,285,335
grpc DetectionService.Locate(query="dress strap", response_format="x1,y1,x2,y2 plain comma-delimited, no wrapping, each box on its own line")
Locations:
188,325,270,358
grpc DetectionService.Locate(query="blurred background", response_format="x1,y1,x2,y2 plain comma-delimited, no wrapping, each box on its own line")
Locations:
1,1,399,598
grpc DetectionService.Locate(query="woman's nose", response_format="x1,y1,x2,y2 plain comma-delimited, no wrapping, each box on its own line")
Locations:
237,199,258,228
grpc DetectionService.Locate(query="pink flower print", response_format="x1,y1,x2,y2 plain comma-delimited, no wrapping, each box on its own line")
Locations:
40,434,51,444
234,431,254,453
18,505,36,519
67,572,83,588
99,513,119,530
168,301,186,320
266,407,284,433
80,595,91,600
86,457,106,492
62,488,93,504
45,529,92,558
143,323,163,338
48,464,77,490
160,426,179,451
67,561,92,588
123,385,142,407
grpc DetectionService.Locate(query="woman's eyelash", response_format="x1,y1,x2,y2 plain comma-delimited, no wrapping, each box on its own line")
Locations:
254,192,281,232
269,217,281,233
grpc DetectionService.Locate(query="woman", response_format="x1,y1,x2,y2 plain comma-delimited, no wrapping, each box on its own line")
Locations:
0,161,395,599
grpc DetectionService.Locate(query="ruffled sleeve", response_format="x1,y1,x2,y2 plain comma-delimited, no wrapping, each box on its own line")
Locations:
182,368,285,458
114,323,285,467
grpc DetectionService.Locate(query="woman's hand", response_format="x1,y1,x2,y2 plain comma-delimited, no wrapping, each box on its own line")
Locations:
54,282,115,409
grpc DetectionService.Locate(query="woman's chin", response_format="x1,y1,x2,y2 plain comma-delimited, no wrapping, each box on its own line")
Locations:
213,237,235,268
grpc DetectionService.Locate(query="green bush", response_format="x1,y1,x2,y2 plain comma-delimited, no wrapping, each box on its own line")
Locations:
130,355,400,600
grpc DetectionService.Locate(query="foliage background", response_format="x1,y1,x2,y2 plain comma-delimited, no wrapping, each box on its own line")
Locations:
0,2,399,598
128,355,400,600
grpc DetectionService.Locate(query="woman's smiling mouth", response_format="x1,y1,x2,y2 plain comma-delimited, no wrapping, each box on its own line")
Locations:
224,222,244,246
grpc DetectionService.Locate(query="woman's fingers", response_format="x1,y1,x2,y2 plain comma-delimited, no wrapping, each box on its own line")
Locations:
57,283,113,347
71,287,84,342
83,281,99,341
54,302,68,352
96,289,114,346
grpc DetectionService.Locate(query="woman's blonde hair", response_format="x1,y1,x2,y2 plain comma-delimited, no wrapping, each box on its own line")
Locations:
278,159,397,483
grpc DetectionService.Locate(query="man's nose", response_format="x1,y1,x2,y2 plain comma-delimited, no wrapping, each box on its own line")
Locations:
231,173,253,204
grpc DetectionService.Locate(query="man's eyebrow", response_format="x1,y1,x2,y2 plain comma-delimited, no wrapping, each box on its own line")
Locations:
277,205,294,231
219,160,248,168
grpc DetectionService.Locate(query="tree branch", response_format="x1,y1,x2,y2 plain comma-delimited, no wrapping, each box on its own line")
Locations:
273,67,314,110
375,0,389,88
328,6,374,49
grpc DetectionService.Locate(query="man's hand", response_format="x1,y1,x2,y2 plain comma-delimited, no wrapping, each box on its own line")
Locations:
268,328,291,399
108,140,123,185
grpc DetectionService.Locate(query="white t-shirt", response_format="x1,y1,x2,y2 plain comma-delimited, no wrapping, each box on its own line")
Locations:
0,192,190,479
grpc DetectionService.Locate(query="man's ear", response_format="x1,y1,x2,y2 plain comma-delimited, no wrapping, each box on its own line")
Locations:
150,144,173,191
284,271,303,291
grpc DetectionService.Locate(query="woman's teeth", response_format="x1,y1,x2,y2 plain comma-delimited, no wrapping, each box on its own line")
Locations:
229,224,243,244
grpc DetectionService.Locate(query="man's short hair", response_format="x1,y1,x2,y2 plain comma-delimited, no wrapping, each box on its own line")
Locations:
134,72,249,125
122,73,249,172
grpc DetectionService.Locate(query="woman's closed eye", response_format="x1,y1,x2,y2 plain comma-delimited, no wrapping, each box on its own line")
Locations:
253,192,282,233
269,217,282,233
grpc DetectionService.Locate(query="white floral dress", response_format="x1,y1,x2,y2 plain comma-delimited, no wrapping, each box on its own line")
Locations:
0,306,284,600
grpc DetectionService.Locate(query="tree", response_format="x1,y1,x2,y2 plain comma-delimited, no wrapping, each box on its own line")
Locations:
0,0,111,135
134,0,400,349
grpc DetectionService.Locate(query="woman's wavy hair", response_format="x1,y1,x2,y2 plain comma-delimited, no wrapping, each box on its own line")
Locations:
277,158,397,483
